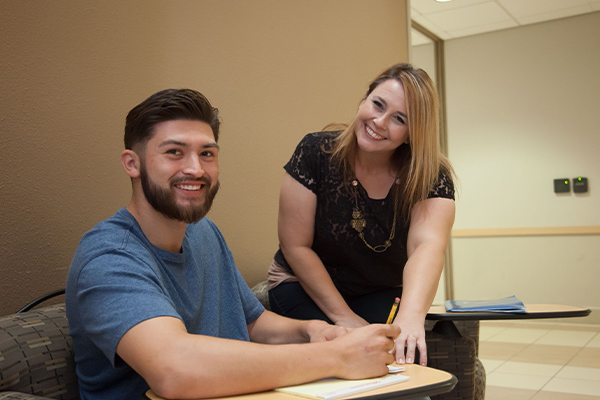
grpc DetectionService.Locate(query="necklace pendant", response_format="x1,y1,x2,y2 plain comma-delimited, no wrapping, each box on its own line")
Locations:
351,178,396,252
351,209,366,233
351,218,366,233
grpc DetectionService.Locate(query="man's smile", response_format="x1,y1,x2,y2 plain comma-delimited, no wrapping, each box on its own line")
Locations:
174,183,204,191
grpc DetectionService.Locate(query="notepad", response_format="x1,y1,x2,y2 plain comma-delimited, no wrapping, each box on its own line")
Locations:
275,367,408,400
445,295,527,313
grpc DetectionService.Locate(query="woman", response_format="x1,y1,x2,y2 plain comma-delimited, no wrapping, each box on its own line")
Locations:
267,63,456,366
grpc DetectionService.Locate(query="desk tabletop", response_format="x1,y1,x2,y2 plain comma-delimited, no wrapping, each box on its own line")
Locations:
144,364,456,400
427,303,591,321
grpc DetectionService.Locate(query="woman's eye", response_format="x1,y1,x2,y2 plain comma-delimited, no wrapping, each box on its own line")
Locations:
395,115,406,124
372,100,383,109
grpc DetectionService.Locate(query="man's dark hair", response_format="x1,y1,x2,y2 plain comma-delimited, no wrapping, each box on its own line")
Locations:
124,88,220,152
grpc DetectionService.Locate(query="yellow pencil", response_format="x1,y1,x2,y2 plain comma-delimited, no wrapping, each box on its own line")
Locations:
386,297,400,324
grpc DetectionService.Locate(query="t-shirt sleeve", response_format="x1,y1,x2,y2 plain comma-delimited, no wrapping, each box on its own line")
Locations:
202,218,264,326
75,252,180,366
234,266,265,325
283,133,323,194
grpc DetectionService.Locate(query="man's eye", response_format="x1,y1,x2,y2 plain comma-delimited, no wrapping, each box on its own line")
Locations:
201,151,214,157
166,149,181,155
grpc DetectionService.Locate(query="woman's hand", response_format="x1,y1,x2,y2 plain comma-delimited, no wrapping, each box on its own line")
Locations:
304,320,350,342
392,319,427,366
333,313,369,328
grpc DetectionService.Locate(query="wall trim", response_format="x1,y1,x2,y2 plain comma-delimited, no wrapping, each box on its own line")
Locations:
452,226,600,238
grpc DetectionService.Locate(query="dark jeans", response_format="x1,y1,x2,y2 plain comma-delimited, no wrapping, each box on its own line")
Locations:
268,281,404,324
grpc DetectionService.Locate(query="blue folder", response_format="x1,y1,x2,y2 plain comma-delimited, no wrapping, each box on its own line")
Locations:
445,295,527,313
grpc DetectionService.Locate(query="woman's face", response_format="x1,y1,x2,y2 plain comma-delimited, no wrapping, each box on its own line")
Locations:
354,79,409,157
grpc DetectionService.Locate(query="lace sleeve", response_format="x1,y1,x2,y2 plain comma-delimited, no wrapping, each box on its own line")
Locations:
429,172,455,200
283,132,331,194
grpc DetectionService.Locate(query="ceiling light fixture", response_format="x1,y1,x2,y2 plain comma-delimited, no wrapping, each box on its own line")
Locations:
435,0,454,3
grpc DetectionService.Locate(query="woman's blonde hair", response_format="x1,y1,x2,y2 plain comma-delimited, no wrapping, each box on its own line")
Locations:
330,63,455,221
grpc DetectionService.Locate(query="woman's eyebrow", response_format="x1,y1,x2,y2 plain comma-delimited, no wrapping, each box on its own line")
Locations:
374,96,407,119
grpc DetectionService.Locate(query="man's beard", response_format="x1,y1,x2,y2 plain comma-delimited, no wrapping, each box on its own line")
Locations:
140,165,219,224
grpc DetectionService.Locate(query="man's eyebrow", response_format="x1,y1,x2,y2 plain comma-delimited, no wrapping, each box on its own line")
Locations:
158,139,220,150
158,139,187,148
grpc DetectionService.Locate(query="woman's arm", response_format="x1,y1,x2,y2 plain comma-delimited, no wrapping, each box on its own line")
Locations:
393,197,455,365
248,309,350,344
278,173,368,327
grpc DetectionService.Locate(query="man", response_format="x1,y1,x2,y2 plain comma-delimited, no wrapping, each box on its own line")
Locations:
65,88,401,400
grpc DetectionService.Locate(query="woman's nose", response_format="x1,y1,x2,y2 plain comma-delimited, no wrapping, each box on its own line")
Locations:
373,114,388,129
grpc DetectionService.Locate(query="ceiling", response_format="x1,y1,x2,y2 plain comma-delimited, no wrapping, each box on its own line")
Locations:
411,0,600,45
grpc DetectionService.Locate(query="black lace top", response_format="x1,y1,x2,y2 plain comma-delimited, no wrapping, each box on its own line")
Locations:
274,131,454,296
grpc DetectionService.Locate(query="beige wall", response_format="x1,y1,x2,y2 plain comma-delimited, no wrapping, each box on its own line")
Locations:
0,1,409,315
443,13,600,322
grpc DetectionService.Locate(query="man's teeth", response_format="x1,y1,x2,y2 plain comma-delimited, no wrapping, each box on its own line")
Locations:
176,184,202,191
366,125,385,140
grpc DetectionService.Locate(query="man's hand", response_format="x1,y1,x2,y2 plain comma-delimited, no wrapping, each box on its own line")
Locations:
331,324,401,380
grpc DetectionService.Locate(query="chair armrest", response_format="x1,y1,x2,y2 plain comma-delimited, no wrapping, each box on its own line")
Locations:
0,304,79,399
0,391,55,399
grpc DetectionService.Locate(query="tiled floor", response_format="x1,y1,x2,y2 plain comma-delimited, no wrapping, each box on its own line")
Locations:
479,320,600,399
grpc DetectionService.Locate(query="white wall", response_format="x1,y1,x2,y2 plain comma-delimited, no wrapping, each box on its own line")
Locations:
444,12,600,323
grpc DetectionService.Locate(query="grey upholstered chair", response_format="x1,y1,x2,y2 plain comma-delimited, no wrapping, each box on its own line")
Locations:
0,302,79,400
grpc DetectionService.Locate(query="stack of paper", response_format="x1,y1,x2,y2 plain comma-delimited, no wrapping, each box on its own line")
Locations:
445,295,527,313
275,366,408,400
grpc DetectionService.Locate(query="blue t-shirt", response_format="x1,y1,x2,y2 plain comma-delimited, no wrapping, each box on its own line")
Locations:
66,208,264,400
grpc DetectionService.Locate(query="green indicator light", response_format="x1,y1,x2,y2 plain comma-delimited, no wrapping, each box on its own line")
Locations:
565,180,569,185
578,177,582,181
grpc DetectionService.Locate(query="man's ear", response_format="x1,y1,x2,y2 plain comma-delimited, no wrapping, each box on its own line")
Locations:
121,150,141,178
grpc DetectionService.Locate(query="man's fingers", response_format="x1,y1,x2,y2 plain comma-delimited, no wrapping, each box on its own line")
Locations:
382,323,401,338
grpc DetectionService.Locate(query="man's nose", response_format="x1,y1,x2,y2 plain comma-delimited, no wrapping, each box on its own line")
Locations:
182,155,204,176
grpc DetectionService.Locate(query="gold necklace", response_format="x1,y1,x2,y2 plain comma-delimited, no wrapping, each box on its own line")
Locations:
350,179,398,253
